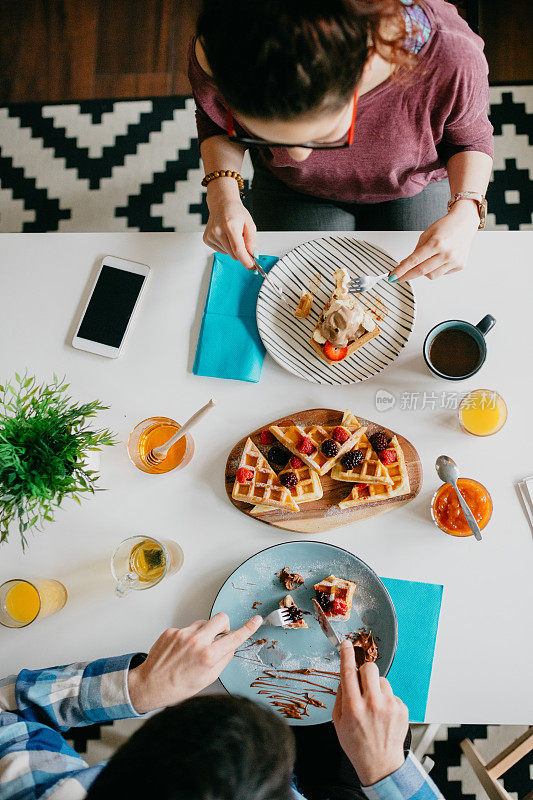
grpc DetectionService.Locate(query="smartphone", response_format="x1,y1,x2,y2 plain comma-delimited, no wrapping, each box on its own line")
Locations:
72,255,150,358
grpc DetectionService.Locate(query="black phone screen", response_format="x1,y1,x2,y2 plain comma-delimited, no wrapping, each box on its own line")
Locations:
77,265,146,348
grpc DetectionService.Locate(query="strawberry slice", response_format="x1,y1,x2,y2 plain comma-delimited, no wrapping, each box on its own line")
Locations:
332,599,348,617
324,341,348,361
236,467,254,483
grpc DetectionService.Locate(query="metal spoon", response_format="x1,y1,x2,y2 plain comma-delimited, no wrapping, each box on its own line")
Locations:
435,455,482,541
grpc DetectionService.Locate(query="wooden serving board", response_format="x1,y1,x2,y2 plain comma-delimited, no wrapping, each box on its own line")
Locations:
225,408,422,534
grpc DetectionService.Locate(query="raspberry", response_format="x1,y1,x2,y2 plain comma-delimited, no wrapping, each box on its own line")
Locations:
332,426,350,444
379,448,397,465
342,449,364,470
260,430,274,445
369,431,389,452
297,436,316,455
290,456,305,469
332,599,348,617
236,467,254,483
269,445,290,466
280,471,299,488
321,439,339,458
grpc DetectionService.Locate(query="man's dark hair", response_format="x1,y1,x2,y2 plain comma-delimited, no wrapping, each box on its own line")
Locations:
87,694,295,800
197,0,414,120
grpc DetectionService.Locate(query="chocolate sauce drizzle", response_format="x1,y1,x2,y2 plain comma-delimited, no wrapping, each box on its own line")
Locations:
250,667,340,719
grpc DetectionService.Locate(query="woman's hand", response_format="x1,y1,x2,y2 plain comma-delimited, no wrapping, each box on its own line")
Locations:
203,178,257,270
392,199,480,282
127,613,263,714
332,640,409,787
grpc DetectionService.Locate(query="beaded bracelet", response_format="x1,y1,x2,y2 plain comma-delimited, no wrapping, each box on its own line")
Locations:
201,170,245,198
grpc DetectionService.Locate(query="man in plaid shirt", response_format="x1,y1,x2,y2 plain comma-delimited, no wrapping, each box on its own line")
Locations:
0,613,443,800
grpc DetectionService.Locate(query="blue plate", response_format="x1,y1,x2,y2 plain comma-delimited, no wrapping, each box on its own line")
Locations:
211,541,397,725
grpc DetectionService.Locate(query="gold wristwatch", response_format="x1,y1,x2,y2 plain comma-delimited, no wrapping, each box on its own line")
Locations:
447,192,487,229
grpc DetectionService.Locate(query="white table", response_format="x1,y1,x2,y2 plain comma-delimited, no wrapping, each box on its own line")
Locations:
1,231,532,724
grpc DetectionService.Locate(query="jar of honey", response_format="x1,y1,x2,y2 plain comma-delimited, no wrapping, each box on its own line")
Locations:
431,478,492,537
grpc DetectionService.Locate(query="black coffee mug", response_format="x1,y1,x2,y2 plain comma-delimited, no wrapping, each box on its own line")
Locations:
423,315,496,380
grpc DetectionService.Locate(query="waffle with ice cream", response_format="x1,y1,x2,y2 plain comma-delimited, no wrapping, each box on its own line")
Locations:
250,456,323,515
269,421,367,476
310,269,380,363
331,410,393,486
232,438,300,512
339,435,410,509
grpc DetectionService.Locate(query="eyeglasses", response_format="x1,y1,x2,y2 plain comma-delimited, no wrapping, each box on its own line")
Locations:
226,89,358,150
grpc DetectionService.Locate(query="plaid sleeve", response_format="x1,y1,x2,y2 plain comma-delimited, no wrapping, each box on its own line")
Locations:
6,653,146,730
362,753,444,800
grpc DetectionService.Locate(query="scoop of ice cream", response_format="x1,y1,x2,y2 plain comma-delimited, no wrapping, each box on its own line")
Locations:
319,297,364,347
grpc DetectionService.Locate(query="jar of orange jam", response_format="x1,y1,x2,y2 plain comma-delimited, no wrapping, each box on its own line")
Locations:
431,478,492,537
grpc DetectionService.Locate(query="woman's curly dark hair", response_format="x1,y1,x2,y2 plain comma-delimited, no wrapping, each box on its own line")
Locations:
197,0,418,119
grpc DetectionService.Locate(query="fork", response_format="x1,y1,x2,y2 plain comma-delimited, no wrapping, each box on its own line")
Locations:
262,607,293,628
252,251,287,304
348,271,398,294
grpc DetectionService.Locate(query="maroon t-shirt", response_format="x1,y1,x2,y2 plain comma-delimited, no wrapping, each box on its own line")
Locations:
188,0,493,204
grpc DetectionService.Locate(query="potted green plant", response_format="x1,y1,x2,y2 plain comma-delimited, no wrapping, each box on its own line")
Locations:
0,374,115,549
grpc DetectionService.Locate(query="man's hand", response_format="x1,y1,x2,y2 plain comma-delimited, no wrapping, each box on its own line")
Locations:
332,640,409,787
127,613,263,714
203,178,257,270
391,200,480,282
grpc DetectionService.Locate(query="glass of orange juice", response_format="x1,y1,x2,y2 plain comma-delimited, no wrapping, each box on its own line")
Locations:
0,579,67,628
458,389,507,436
127,416,195,474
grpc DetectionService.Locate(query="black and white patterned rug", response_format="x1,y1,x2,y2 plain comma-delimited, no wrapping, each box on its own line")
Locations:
0,86,531,233
64,720,532,799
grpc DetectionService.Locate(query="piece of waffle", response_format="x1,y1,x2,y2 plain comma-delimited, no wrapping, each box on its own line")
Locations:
313,575,357,621
339,436,410,509
331,409,393,486
250,460,323,515
269,423,367,476
280,594,308,629
310,270,380,362
232,438,300,512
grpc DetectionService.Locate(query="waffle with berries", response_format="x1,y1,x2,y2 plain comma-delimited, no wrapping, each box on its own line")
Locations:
339,436,410,509
268,422,366,476
331,410,393,486
232,438,300,512
313,575,357,621
280,594,308,629
250,458,323,515
310,270,380,363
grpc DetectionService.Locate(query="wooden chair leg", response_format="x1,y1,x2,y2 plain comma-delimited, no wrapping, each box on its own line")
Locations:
485,728,533,778
460,738,513,800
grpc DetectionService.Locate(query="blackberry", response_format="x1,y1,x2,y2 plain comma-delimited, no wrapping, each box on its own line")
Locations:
315,590,333,613
269,445,290,466
369,431,389,452
280,471,299,488
321,439,339,458
342,449,364,470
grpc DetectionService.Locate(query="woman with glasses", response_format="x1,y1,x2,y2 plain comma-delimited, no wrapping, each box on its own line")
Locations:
189,0,493,281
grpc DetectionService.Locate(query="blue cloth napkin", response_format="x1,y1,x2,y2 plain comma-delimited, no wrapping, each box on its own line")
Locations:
193,252,279,382
381,577,443,723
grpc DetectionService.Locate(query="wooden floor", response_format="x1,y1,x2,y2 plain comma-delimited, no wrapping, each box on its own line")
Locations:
0,0,531,105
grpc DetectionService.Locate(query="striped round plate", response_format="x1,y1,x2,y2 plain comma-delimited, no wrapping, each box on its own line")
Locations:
256,236,415,385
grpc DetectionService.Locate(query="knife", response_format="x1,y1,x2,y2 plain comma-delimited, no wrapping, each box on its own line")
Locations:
312,599,343,651
312,599,366,667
